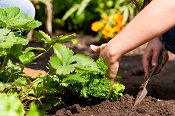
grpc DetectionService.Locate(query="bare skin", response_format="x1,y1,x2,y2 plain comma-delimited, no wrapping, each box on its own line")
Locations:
90,0,175,85
142,37,169,75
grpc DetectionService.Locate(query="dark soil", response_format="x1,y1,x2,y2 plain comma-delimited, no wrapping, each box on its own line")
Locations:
27,30,175,116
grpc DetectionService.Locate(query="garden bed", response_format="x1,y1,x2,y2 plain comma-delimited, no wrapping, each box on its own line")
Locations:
27,30,175,116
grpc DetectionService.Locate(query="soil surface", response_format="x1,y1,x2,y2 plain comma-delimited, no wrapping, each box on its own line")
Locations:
27,30,175,116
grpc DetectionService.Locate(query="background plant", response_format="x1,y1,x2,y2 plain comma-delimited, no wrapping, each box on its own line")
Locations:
30,0,53,35
90,0,143,42
30,0,142,34
91,13,125,42
0,93,41,116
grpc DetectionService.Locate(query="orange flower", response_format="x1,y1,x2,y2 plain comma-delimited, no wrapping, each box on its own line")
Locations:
91,21,104,32
91,13,125,40
112,25,121,33
113,13,123,25
102,26,115,39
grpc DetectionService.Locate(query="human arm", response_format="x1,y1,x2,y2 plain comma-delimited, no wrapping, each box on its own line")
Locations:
91,0,175,84
142,37,169,75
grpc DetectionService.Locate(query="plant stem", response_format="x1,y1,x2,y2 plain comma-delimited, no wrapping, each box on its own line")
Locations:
6,73,12,83
0,55,7,70
34,45,53,60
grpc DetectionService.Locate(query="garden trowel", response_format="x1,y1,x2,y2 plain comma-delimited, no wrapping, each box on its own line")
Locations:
134,55,163,106
134,65,157,106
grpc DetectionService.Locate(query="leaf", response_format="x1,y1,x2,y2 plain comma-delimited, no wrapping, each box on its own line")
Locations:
49,54,62,69
76,0,91,15
34,30,76,45
0,93,24,116
26,102,40,116
56,65,75,75
62,75,87,84
0,28,11,38
71,54,99,72
26,21,42,30
34,30,51,44
24,47,46,53
10,44,23,56
49,43,75,75
19,52,35,65
1,7,20,18
49,44,100,75
14,77,27,87
0,32,16,48
79,77,111,98
62,4,80,21
0,28,28,49
122,7,129,25
96,58,108,76
53,43,74,66
0,7,20,28
109,83,125,101
0,48,10,56
0,7,41,31
48,33,76,45
13,36,29,45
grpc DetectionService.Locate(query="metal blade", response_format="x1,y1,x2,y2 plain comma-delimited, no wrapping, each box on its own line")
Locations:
134,78,150,106
134,66,157,106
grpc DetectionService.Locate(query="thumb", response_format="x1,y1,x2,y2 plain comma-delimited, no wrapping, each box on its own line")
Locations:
90,44,100,53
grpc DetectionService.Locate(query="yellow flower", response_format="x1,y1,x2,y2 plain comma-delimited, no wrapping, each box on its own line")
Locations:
113,25,125,33
113,13,123,25
91,21,104,32
102,26,115,39
91,13,125,40
113,25,120,33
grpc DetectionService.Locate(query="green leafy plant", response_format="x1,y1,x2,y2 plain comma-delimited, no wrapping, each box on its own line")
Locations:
0,93,24,116
48,44,125,101
0,93,40,116
0,7,125,115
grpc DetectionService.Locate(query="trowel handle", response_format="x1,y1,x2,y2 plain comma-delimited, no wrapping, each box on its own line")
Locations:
158,45,166,64
158,54,162,64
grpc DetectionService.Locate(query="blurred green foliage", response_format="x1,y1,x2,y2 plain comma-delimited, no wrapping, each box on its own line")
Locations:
31,0,143,34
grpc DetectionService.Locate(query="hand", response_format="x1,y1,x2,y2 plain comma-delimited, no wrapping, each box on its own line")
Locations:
142,37,169,75
90,44,121,85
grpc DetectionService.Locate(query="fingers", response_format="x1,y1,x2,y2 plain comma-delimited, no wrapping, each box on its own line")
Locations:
154,51,169,74
161,51,169,65
90,45,100,53
142,47,168,75
142,52,151,75
151,50,160,66
106,62,119,86
90,43,118,86
90,44,106,53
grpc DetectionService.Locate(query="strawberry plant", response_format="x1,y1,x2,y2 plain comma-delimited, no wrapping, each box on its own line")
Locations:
0,93,40,116
0,7,125,114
